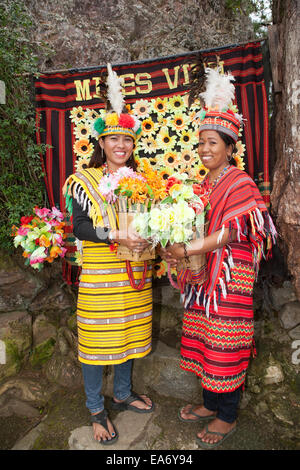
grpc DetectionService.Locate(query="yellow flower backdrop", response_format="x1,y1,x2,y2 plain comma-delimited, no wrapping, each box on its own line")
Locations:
70,95,245,277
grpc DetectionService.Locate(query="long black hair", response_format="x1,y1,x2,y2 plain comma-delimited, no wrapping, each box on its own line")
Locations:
88,137,137,171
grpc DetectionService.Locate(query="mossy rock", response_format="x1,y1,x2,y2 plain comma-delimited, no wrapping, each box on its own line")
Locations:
30,338,56,368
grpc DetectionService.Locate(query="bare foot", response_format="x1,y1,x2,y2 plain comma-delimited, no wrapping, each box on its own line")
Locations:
197,418,236,445
91,412,116,443
180,404,217,421
114,394,152,411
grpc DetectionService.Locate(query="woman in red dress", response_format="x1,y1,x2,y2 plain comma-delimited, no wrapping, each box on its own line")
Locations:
163,68,277,448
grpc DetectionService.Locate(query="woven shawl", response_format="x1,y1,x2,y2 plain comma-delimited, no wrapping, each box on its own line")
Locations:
185,166,277,316
62,167,118,230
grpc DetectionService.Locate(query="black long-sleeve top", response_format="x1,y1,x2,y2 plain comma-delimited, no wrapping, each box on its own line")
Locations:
72,199,112,244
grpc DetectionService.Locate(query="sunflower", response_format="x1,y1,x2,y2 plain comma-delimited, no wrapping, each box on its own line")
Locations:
157,129,177,150
233,141,246,170
74,122,91,140
179,166,194,179
73,138,94,158
158,166,174,181
70,106,86,124
138,136,158,155
141,117,157,136
233,154,245,171
152,97,168,115
193,162,209,182
75,157,91,172
180,149,196,167
162,151,180,168
170,113,188,132
153,260,167,278
85,108,101,122
180,129,198,148
132,99,151,118
168,95,187,114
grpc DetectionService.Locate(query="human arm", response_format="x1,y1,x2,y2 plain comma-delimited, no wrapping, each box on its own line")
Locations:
165,227,237,259
72,199,149,253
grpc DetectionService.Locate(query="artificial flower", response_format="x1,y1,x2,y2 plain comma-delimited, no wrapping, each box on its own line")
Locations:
138,137,158,154
141,118,157,136
73,139,94,158
170,113,188,131
75,157,91,172
156,129,177,150
162,151,180,168
152,97,168,115
180,129,198,148
70,106,85,124
132,99,151,118
74,122,91,140
12,207,67,271
168,95,187,114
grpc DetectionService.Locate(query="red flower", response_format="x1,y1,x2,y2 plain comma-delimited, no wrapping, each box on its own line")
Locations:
20,215,34,225
166,176,182,192
118,114,135,129
192,183,203,196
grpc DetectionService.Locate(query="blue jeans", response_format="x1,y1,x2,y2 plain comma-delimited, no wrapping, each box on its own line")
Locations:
81,360,133,414
203,386,242,423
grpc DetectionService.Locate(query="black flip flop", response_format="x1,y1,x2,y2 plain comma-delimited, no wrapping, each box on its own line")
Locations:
110,391,154,413
91,408,118,445
178,405,216,423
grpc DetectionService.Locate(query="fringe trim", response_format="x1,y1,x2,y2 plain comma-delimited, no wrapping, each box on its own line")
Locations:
182,208,277,318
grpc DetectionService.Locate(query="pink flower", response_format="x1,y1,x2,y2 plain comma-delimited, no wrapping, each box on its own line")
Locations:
34,207,51,219
17,227,30,236
50,207,64,221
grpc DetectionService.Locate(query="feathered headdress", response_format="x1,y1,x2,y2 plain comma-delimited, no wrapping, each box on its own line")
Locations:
94,63,141,140
196,67,243,142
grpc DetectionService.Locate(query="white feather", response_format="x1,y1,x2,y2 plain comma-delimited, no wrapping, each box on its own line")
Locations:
200,67,236,111
106,63,125,115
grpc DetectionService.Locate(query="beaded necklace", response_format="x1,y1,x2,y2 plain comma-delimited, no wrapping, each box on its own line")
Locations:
205,164,231,195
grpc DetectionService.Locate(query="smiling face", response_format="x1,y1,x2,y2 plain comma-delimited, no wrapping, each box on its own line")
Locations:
198,130,232,179
99,134,134,172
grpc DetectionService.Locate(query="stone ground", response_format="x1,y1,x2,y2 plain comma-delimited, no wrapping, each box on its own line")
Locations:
2,382,299,452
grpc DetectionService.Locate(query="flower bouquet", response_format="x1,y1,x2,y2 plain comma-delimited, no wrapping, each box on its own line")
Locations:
12,207,67,271
99,160,167,261
133,173,210,286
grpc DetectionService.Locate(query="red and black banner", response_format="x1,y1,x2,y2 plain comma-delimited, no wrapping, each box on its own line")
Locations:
35,40,271,212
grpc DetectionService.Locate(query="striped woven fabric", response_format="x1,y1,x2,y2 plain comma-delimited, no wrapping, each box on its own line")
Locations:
180,242,255,392
180,167,277,393
77,242,153,365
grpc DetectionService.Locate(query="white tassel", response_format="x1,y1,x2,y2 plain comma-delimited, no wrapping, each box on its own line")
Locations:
205,296,211,318
196,286,203,306
217,224,225,245
185,286,194,308
180,293,185,304
235,217,241,242
255,208,265,232
223,261,231,282
219,277,227,299
213,291,218,312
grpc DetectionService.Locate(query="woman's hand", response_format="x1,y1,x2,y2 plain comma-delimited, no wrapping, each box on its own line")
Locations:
156,245,178,268
113,229,149,254
165,243,185,260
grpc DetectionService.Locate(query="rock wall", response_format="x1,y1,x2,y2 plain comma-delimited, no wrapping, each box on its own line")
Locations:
26,0,254,70
270,0,300,299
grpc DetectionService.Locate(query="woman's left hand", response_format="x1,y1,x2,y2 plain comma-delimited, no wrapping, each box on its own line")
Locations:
166,243,185,259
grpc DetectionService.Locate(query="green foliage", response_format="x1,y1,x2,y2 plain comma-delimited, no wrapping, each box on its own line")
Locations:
225,0,272,36
0,0,48,251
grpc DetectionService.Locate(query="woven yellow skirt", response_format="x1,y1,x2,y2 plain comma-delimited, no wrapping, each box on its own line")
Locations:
77,241,153,365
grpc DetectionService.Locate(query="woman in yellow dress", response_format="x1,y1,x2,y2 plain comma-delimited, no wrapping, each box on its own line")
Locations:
63,66,154,445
